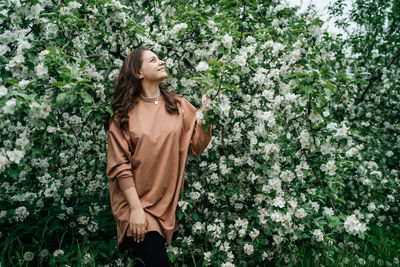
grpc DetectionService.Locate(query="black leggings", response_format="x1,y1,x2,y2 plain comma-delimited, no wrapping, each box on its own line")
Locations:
124,231,170,267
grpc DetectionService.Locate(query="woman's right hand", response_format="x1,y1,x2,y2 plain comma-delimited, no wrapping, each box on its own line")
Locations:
129,208,148,243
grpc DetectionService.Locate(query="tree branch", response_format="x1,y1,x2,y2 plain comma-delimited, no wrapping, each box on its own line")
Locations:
355,49,400,105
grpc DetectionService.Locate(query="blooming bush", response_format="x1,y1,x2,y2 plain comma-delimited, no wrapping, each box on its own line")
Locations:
0,0,398,266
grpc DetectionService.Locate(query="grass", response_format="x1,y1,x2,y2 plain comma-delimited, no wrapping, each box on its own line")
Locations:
1,224,399,266
292,225,400,267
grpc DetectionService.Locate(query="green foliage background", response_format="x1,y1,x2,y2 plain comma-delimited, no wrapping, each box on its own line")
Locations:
0,0,398,266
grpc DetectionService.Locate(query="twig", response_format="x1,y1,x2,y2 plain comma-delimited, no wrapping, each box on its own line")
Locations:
292,126,339,215
104,65,113,81
92,126,98,176
355,49,400,105
219,124,226,156
238,4,246,47
249,65,257,73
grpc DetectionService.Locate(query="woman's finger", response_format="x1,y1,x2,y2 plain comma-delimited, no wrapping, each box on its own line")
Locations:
136,227,141,242
132,226,138,242
140,226,145,242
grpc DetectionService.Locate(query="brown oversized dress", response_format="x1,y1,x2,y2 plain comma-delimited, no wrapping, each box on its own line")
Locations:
106,94,212,251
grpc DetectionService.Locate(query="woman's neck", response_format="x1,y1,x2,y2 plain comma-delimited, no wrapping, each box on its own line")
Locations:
141,81,161,97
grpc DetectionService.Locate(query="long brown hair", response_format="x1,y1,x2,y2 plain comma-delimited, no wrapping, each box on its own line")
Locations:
104,46,181,132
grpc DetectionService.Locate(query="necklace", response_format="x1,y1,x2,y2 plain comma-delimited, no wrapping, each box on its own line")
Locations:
139,93,161,104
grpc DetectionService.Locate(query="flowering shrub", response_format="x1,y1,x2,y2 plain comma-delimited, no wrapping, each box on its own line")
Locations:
0,0,398,266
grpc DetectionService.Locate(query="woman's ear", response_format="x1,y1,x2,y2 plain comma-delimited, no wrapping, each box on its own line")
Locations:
137,72,143,79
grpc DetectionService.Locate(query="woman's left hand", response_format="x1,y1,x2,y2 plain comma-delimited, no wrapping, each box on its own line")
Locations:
201,93,210,112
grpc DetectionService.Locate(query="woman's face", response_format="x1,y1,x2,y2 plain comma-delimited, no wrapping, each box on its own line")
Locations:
137,50,168,82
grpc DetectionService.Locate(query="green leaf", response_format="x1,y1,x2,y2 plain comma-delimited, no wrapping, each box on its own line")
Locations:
62,135,72,146
336,198,346,205
60,14,84,22
303,85,314,94
323,83,336,90
342,162,354,168
311,70,320,79
81,105,92,116
31,146,43,157
51,81,67,87
15,92,31,101
359,231,365,240
330,185,338,194
249,0,257,8
76,78,91,84
335,73,347,80
6,78,18,85
352,78,368,84
217,194,226,201
218,45,225,54
67,93,77,105
105,105,114,116
328,216,341,226
294,72,308,78
176,209,184,220
7,168,20,180
335,180,345,187
56,92,68,105
81,92,94,103
95,112,102,122
324,88,332,97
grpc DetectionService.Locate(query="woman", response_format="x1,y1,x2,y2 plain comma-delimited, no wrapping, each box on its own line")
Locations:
106,46,212,266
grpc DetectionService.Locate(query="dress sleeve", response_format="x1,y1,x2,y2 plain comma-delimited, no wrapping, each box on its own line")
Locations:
180,96,212,156
189,120,212,156
106,116,136,191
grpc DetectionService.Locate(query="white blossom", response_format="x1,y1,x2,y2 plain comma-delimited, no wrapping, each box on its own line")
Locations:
39,249,49,257
6,149,25,164
0,44,10,56
14,206,29,222
170,23,187,34
0,86,7,97
299,130,310,148
346,147,358,157
29,101,51,119
320,160,337,176
249,228,260,240
195,61,209,72
189,191,201,201
68,1,82,9
295,208,307,219
221,34,233,48
204,251,212,262
334,124,349,139
243,243,254,255
233,54,247,66
367,202,376,212
272,196,285,208
35,63,48,79
0,154,9,171
23,251,34,261
344,214,367,235
323,207,334,217
53,249,64,257
313,229,324,242
77,216,89,225
3,98,16,114
196,110,206,126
